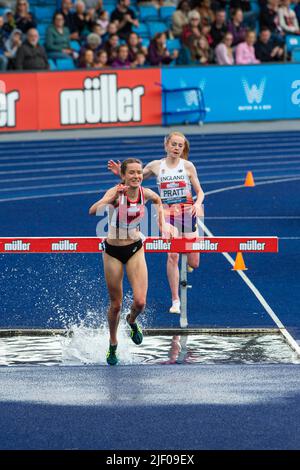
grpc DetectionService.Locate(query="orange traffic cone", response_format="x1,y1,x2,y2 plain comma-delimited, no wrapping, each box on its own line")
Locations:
244,171,255,187
232,252,248,271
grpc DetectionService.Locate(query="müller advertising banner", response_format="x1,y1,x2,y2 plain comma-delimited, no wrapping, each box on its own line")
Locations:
0,68,162,132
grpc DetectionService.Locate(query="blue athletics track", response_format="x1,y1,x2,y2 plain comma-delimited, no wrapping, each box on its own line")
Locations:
0,128,300,450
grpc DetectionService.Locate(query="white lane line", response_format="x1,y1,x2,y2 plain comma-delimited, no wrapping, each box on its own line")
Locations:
280,237,300,240
205,175,300,196
197,218,300,356
0,190,101,203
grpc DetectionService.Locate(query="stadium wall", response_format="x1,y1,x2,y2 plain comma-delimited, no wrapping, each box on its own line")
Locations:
0,64,300,132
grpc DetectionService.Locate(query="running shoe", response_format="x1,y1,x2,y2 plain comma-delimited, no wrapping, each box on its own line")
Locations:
169,299,181,314
187,265,194,273
126,314,143,345
106,343,119,366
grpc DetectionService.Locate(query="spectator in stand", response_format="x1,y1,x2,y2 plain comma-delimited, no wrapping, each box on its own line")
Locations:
111,44,131,67
210,9,228,47
134,50,146,67
2,8,16,36
95,9,109,36
215,31,234,64
260,0,285,44
147,32,178,65
196,0,215,26
254,27,284,62
95,48,108,67
126,31,147,63
110,0,139,40
58,0,79,39
182,10,202,45
104,32,120,64
235,29,260,64
71,1,94,41
227,8,247,46
278,0,300,35
177,32,213,64
0,16,8,70
79,47,95,67
171,0,191,38
14,0,36,34
45,13,73,60
229,0,257,29
295,1,300,26
3,28,22,69
79,32,102,62
201,21,214,46
102,21,119,42
15,28,49,70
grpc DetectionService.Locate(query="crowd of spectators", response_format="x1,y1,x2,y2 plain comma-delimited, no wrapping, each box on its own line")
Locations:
0,0,300,71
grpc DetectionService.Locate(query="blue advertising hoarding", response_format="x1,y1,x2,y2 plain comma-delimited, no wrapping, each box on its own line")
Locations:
162,63,300,123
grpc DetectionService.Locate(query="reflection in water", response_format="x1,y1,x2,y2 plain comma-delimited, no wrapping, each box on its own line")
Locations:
0,330,299,366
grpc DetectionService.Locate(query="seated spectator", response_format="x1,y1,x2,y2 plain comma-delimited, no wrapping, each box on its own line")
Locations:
235,29,260,64
182,10,202,45
278,0,300,35
110,0,139,40
197,0,215,27
15,28,49,70
71,1,94,41
230,0,257,29
79,48,95,67
102,21,119,42
295,1,300,26
111,44,131,67
45,13,74,60
227,8,247,46
134,50,146,67
2,8,16,37
104,32,120,64
79,31,102,61
94,48,109,67
95,9,109,36
211,9,228,47
201,22,213,46
0,16,8,70
177,32,213,64
126,31,146,63
147,32,178,66
171,0,191,38
254,27,284,62
4,28,22,69
215,31,234,64
58,0,77,39
260,0,285,44
14,0,37,34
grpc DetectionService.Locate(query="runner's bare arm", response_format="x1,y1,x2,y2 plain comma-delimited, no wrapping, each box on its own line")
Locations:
186,162,205,216
89,186,125,215
143,188,166,235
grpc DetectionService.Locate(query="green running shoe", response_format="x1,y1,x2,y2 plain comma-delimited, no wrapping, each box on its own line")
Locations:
106,343,118,366
126,314,143,345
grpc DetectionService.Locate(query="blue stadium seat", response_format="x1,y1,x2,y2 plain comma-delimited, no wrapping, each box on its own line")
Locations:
148,21,168,38
33,6,56,22
292,48,300,62
48,58,57,70
286,35,300,52
139,6,159,21
160,6,176,21
250,1,260,14
141,38,150,49
0,7,6,16
105,4,116,16
56,58,75,70
166,38,181,53
70,40,81,52
37,23,49,41
133,22,149,38
104,0,117,4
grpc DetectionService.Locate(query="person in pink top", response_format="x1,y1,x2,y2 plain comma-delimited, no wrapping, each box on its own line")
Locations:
215,32,235,65
235,30,260,64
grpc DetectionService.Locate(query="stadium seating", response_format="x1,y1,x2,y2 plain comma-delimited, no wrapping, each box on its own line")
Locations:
33,6,56,23
148,21,168,38
159,6,176,22
55,58,75,70
291,48,300,62
133,23,149,39
139,6,159,22
166,38,181,54
286,35,300,53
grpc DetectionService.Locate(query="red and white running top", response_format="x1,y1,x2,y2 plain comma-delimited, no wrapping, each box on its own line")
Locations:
110,186,145,230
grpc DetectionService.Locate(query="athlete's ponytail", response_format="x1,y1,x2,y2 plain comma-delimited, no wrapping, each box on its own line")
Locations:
164,132,190,160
